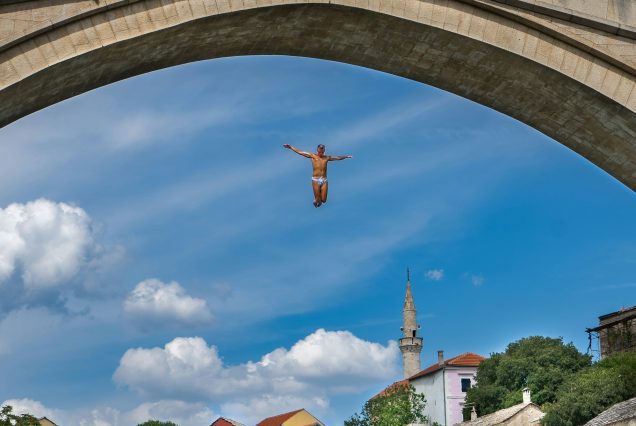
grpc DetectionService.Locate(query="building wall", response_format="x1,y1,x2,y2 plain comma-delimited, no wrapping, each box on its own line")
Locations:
411,370,446,426
283,411,324,426
598,309,636,358
444,367,478,426
504,405,544,425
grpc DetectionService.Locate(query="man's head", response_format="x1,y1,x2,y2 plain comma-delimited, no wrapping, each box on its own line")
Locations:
317,144,326,155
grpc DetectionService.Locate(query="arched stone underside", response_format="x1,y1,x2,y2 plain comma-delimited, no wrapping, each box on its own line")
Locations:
1,0,635,189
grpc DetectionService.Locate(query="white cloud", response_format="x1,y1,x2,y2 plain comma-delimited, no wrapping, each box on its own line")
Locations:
119,400,214,426
0,199,92,289
113,329,399,414
426,269,444,281
1,398,213,426
471,275,485,286
2,398,59,420
0,199,122,314
124,279,213,329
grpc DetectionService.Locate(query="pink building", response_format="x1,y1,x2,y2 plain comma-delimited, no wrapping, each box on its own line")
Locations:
409,351,486,426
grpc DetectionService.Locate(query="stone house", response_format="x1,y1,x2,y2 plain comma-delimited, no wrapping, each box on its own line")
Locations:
456,389,545,426
586,305,636,358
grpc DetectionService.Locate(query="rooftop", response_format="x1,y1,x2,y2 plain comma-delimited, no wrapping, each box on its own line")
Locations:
409,352,486,380
210,417,245,426
456,402,544,426
584,397,636,426
256,409,304,426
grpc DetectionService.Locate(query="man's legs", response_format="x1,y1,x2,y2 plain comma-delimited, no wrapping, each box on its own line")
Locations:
321,181,328,204
312,180,322,207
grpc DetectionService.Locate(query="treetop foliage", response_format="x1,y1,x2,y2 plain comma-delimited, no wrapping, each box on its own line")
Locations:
465,336,591,416
0,406,40,426
137,421,179,426
345,382,432,426
542,352,636,426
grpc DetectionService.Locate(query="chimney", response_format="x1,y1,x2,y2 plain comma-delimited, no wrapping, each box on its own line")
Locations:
437,350,444,366
522,387,531,404
470,406,477,421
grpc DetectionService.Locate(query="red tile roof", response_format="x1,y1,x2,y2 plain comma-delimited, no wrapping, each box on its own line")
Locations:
372,379,409,399
256,409,304,426
409,352,486,380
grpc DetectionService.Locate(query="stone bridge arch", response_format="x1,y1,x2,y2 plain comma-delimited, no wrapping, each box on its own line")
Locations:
1,0,635,189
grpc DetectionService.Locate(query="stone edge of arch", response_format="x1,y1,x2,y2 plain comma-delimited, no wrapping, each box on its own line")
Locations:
2,0,635,36
2,0,635,78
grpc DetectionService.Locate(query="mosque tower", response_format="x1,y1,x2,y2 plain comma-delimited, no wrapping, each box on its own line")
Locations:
399,268,422,378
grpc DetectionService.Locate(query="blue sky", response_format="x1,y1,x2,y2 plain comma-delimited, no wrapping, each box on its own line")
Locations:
0,55,634,425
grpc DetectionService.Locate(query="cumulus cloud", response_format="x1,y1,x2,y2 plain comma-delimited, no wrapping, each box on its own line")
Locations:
425,269,444,281
0,199,121,314
2,398,213,426
114,329,399,416
123,279,213,330
93,400,214,426
0,199,92,289
2,398,59,419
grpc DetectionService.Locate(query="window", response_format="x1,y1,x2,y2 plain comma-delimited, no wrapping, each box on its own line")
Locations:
461,378,471,392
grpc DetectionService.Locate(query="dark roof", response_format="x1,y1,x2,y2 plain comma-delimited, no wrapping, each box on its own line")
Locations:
584,397,636,426
598,305,636,321
256,409,304,426
409,352,486,380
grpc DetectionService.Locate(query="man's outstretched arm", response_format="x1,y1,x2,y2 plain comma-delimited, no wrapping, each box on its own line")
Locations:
283,144,312,158
328,155,353,161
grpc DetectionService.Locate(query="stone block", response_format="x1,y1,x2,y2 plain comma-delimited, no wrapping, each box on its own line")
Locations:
417,1,433,25
586,59,609,89
612,74,635,105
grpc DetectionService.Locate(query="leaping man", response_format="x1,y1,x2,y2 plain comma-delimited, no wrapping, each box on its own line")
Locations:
283,143,353,208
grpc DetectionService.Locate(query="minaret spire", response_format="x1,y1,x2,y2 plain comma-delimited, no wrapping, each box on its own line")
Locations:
399,269,423,378
404,268,415,312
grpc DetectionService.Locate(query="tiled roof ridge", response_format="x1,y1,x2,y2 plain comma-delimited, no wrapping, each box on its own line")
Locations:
256,408,304,426
446,352,486,364
409,352,486,380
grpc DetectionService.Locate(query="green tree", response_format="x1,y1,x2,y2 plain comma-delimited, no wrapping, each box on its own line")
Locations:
542,352,636,426
465,336,591,418
137,421,178,426
0,405,40,426
345,382,433,426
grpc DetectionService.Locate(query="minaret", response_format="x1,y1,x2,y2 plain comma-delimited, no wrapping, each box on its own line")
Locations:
399,268,423,378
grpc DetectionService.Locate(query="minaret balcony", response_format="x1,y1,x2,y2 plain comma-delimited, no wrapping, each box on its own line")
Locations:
399,336,423,347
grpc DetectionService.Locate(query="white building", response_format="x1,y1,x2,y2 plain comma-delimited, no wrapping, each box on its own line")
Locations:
409,351,485,426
